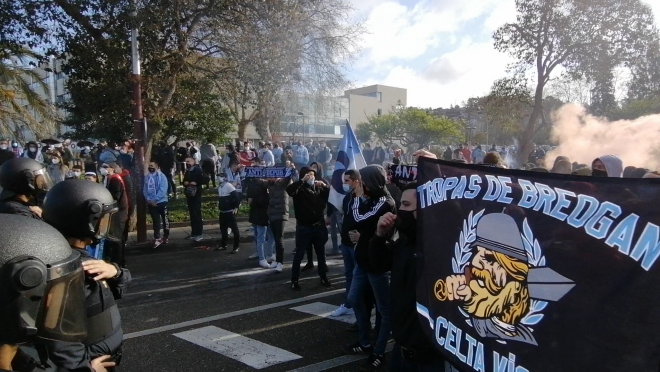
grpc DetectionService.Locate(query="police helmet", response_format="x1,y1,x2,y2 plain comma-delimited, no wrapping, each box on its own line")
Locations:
42,180,120,242
0,215,86,344
0,158,54,201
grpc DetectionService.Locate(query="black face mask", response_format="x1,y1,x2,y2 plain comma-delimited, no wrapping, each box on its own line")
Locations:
185,163,192,169
395,209,417,239
592,169,608,177
148,168,156,173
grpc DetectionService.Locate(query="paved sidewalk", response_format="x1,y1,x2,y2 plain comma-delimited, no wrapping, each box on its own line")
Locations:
127,218,300,254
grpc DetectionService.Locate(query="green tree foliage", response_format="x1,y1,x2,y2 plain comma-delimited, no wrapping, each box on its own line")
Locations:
0,51,59,140
355,107,463,150
493,0,658,164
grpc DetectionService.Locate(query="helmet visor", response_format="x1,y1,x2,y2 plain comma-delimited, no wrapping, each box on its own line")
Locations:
95,202,120,240
33,168,54,192
36,253,87,342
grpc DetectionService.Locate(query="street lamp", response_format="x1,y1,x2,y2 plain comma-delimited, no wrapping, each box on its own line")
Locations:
298,112,305,143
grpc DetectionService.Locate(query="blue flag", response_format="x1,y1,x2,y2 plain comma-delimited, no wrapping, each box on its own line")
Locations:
329,121,366,213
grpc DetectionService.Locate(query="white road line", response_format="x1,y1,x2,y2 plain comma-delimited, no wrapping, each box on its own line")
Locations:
123,289,343,339
290,302,375,326
286,342,394,372
174,325,301,369
290,302,356,324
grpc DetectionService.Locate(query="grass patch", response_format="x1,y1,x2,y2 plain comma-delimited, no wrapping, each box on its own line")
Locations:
147,189,249,223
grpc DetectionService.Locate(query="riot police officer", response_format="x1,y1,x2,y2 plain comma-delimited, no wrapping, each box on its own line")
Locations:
0,214,114,372
41,180,131,371
0,158,54,218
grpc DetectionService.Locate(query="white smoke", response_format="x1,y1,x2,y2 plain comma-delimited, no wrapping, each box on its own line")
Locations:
544,104,660,171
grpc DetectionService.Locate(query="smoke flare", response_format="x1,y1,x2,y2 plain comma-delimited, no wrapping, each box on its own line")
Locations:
544,104,660,172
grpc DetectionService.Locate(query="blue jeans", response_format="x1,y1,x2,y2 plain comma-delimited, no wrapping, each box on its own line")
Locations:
329,209,343,252
292,224,328,282
389,344,448,372
253,224,268,261
347,263,391,355
340,244,355,306
265,226,275,258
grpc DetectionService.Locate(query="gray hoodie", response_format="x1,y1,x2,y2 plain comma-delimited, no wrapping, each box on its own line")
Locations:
596,155,623,177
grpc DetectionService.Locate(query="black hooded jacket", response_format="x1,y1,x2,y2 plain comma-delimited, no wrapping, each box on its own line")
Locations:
346,165,395,273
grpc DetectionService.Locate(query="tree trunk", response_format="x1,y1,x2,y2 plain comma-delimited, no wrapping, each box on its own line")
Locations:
237,120,249,141
517,77,546,167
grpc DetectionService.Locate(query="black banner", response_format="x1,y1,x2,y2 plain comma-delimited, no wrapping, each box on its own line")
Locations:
416,158,660,372
243,167,293,178
387,163,418,187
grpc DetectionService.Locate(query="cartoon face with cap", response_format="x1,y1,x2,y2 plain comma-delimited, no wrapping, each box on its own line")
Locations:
435,213,574,346
441,213,530,328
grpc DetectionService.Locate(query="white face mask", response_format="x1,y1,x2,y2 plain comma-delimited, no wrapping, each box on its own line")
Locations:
343,184,351,193
52,158,60,164
218,177,225,183
306,178,315,186
29,147,37,152
73,171,81,178
0,144,7,150
100,168,109,176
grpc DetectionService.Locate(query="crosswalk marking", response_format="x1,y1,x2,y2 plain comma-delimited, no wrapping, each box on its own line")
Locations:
174,325,302,369
290,302,376,326
290,302,356,324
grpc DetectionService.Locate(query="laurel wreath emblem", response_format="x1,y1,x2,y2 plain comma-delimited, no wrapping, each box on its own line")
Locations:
452,211,547,329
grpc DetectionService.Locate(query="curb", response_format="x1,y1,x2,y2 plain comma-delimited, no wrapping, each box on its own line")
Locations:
127,230,297,256
168,217,249,228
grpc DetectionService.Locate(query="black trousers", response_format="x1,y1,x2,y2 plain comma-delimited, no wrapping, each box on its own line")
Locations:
219,212,240,248
186,196,203,236
201,159,216,188
270,219,286,263
163,169,175,196
292,224,328,282
148,202,170,239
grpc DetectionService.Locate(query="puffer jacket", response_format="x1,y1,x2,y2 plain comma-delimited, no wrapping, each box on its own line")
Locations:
267,177,291,222
248,179,269,226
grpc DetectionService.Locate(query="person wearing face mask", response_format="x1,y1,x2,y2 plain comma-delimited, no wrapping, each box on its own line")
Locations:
65,165,84,180
144,161,170,248
0,138,15,166
293,141,309,171
117,144,133,172
98,142,120,165
591,155,623,177
46,152,68,183
100,163,129,266
183,157,205,241
216,172,242,253
370,179,447,371
21,141,44,163
286,167,332,290
342,165,396,371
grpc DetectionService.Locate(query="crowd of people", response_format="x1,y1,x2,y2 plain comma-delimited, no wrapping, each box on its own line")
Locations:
1,133,658,372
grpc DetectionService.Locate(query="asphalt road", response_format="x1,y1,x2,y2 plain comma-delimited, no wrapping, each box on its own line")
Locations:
118,237,382,372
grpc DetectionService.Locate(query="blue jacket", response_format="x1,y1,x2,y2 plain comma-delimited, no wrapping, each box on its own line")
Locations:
143,170,168,204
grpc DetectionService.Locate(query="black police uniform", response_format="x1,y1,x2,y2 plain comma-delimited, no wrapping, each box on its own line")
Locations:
0,215,93,372
40,180,131,370
0,158,53,215
0,198,41,219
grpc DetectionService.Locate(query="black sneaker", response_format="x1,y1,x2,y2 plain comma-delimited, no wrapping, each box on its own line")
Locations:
231,247,240,254
301,263,314,272
291,281,301,291
359,354,385,371
320,277,331,287
345,322,359,332
342,342,373,355
215,246,228,251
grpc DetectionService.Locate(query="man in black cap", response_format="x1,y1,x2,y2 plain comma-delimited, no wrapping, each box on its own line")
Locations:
286,166,331,290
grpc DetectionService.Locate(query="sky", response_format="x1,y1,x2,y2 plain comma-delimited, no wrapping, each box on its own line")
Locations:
346,0,660,109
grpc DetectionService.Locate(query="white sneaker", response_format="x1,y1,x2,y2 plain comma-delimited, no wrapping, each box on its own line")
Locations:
153,239,163,248
258,259,270,269
267,254,276,263
248,253,259,259
331,304,354,317
269,262,282,272
193,236,203,242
